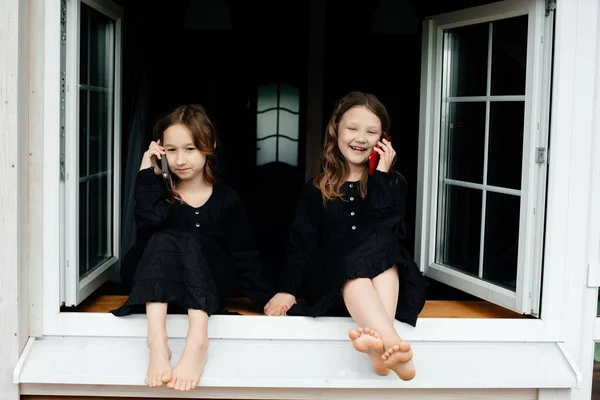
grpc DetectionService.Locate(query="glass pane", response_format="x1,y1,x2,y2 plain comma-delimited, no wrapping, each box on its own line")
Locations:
84,3,114,88
443,102,486,183
436,185,482,276
257,110,277,139
278,110,299,140
79,90,89,177
79,176,111,278
78,4,115,279
80,5,89,86
257,83,278,111
491,15,528,96
256,137,276,165
88,91,110,175
482,192,520,290
443,23,489,97
279,84,299,112
488,102,524,189
278,137,298,166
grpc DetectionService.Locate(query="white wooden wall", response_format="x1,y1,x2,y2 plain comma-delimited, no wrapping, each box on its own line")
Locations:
0,0,28,399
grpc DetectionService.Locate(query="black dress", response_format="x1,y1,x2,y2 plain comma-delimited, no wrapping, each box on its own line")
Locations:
278,170,427,327
112,168,275,317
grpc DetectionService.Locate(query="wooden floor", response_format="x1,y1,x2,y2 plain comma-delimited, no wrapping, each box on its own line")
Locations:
65,294,525,318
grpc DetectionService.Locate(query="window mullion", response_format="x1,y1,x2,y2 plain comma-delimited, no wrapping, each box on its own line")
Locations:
479,22,494,279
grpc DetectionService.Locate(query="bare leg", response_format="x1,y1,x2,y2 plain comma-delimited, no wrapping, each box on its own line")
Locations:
145,302,173,388
372,266,399,320
343,276,415,381
168,309,209,391
372,266,416,380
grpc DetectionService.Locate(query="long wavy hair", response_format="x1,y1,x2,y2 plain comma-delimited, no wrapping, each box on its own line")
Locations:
153,104,218,202
315,91,393,205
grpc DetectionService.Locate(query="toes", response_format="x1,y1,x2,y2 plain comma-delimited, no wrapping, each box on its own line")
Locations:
166,377,176,389
173,377,182,391
185,379,192,391
191,378,199,389
161,371,172,383
357,327,364,335
348,329,359,340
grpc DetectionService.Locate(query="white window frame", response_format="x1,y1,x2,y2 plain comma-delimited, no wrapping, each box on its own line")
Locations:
414,0,552,315
61,0,123,306
34,0,593,351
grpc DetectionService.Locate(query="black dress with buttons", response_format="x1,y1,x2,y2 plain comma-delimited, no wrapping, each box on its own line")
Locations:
111,168,275,317
278,170,427,327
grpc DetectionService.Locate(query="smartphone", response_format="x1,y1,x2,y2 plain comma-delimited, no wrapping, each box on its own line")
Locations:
160,156,173,191
368,136,392,176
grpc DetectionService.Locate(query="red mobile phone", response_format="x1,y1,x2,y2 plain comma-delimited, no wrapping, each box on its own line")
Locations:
368,136,392,176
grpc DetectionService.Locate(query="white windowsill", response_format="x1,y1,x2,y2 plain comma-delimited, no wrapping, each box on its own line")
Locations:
16,335,578,399
44,313,558,342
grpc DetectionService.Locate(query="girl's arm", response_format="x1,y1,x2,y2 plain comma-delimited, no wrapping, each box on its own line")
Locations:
134,167,171,230
364,170,407,231
226,192,276,308
277,181,321,297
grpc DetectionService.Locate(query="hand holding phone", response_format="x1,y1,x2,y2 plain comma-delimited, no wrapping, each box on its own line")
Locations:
368,136,392,175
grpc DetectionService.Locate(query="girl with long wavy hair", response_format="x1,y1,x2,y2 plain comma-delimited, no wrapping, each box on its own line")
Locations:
112,104,274,391
264,92,426,380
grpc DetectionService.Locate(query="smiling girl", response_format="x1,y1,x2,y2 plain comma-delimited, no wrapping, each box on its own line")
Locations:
264,91,426,380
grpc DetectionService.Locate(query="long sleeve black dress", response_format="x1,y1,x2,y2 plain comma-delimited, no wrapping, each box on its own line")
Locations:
112,168,275,316
278,170,427,326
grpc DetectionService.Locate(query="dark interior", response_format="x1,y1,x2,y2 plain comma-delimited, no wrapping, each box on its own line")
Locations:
110,0,503,302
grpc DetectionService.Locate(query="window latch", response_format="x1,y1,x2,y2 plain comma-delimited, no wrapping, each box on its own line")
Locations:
535,147,546,164
587,263,600,287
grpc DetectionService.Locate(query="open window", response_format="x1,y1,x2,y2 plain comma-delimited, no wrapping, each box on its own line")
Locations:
415,0,553,315
62,0,123,306
56,0,553,318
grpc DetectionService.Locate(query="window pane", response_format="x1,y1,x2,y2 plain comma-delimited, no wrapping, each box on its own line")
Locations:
491,15,528,96
443,23,489,97
278,110,299,140
79,5,89,86
257,83,278,111
79,176,111,278
256,137,276,165
436,185,482,276
257,110,277,139
278,137,298,166
443,102,486,183
79,90,89,177
85,4,113,88
88,91,110,175
279,84,299,112
78,3,115,280
482,192,520,290
487,102,524,189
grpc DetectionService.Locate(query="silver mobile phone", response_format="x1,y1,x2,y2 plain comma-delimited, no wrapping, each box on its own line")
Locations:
160,156,173,192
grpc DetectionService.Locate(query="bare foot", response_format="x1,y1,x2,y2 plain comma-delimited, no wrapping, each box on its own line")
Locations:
146,338,173,388
381,340,416,381
167,337,208,391
349,327,389,376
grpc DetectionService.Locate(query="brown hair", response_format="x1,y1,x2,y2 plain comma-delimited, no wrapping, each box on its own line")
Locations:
315,91,393,204
153,104,218,201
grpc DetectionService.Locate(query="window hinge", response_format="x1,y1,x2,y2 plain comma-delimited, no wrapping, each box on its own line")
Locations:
535,147,546,164
587,262,600,287
546,0,556,16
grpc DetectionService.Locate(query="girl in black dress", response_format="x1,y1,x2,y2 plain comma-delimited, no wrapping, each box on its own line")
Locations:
264,92,426,381
112,104,274,391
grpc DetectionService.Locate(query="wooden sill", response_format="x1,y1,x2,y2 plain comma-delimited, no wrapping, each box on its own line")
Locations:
65,295,524,318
